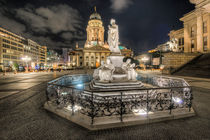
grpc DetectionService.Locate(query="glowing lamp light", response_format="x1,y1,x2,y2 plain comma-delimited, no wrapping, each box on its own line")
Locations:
172,97,182,104
61,92,68,95
76,83,84,89
21,56,31,61
133,108,154,116
141,57,149,62
66,105,81,111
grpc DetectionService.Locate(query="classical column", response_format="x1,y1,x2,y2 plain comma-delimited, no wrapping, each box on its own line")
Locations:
196,10,204,52
208,14,210,52
184,23,190,53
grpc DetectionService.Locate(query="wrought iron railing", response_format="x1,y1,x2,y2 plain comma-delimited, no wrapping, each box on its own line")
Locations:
46,74,193,125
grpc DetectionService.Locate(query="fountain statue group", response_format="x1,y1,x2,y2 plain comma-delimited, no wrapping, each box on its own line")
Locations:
93,19,137,82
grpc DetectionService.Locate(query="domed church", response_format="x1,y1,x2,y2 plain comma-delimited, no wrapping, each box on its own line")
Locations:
69,7,133,68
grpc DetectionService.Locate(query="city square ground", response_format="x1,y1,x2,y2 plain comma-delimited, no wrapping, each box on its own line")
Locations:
0,70,210,140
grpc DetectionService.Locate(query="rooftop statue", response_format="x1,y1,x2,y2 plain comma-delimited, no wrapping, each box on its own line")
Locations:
167,38,179,52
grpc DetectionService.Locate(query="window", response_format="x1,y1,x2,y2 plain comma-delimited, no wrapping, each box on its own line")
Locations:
11,42,17,46
3,44,10,48
3,55,10,59
3,39,10,44
86,62,89,66
11,56,17,59
3,49,6,53
86,56,89,61
203,22,207,33
11,46,17,50
191,26,196,37
18,44,23,47
80,62,82,66
80,56,83,59
181,38,184,45
178,38,182,46
191,39,195,52
203,36,208,51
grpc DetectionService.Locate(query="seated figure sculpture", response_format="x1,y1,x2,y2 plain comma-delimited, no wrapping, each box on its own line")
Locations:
93,61,104,80
122,59,137,81
98,58,115,82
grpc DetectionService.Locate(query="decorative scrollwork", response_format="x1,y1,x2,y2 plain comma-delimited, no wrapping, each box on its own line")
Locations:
46,74,193,125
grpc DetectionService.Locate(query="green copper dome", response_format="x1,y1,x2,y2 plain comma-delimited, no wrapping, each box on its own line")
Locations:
89,6,101,20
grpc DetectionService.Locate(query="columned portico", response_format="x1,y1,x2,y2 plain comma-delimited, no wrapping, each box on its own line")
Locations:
179,0,210,53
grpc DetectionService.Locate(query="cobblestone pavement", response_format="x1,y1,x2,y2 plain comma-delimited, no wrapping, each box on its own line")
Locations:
0,70,210,140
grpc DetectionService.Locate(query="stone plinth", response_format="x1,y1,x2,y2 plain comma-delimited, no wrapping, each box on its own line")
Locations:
108,54,124,68
90,80,143,91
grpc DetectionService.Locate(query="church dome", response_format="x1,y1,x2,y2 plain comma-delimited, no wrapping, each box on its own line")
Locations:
89,7,101,20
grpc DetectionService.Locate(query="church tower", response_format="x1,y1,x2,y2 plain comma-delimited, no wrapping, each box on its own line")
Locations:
85,7,105,48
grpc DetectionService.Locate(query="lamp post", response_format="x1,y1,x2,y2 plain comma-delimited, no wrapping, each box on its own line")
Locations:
22,56,31,73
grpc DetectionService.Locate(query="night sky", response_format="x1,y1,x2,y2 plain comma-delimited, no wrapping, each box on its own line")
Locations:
0,0,194,54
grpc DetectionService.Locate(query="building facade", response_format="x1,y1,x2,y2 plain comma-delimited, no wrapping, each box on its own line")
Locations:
156,0,210,54
0,27,47,70
69,8,133,68
181,0,210,53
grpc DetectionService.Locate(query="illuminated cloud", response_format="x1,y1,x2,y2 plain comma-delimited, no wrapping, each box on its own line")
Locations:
110,0,133,13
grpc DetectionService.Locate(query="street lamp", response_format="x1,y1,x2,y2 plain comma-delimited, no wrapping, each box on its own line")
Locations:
22,56,31,73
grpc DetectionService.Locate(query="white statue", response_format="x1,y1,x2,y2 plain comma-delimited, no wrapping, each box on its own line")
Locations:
108,19,121,54
98,58,115,82
122,59,137,81
167,38,179,52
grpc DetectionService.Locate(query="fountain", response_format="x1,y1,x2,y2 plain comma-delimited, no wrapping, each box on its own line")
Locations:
91,19,142,91
44,19,195,130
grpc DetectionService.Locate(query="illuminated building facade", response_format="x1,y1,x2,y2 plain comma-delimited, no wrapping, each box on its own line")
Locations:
154,0,210,53
69,7,133,68
0,27,47,70
180,0,210,53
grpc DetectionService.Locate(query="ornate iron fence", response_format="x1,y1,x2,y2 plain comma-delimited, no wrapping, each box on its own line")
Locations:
46,74,193,125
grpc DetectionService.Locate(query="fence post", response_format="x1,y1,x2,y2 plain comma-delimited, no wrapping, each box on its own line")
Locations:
189,87,193,112
120,92,123,122
146,90,149,116
91,92,94,125
169,89,173,114
71,88,75,116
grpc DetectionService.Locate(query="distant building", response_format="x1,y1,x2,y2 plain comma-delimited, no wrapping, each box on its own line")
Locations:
0,27,47,70
62,48,70,64
69,7,133,68
47,50,61,69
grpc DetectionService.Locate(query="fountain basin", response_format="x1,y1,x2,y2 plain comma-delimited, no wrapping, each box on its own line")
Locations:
45,74,194,130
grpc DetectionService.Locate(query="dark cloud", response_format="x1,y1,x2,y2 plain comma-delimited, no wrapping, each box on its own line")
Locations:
0,2,85,49
16,4,82,34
